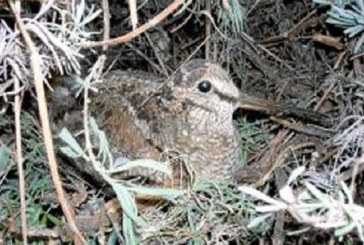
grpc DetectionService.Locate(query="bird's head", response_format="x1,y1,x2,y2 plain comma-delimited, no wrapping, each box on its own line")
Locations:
171,59,241,122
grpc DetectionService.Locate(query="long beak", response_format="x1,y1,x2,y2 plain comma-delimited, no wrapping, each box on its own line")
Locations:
238,92,329,126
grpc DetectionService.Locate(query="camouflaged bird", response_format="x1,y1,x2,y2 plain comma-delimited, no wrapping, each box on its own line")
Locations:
91,60,244,186
51,59,327,187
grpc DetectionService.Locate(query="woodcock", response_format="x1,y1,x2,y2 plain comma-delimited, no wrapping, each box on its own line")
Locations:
51,59,327,187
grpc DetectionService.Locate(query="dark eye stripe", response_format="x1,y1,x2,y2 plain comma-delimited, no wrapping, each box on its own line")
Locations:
214,89,238,102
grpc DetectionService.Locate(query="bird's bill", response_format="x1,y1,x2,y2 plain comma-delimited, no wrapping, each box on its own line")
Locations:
238,93,284,116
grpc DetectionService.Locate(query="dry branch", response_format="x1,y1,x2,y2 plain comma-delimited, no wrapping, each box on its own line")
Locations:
82,0,186,48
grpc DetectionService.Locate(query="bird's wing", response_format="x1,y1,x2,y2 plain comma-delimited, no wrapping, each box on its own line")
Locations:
92,70,189,186
93,70,169,155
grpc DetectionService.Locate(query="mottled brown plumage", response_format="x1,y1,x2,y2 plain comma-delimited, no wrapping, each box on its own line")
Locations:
51,59,328,187
93,60,244,185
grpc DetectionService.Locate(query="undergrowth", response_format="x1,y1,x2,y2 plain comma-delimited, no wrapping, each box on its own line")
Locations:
0,112,57,243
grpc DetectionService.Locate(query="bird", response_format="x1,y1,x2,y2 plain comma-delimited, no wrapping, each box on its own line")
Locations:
50,59,328,187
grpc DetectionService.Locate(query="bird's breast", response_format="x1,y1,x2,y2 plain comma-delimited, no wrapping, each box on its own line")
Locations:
170,117,242,182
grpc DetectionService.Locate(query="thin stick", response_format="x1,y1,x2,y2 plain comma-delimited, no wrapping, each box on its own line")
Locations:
13,1,27,243
14,44,28,244
98,0,110,73
204,1,211,60
128,0,138,30
0,79,14,96
170,10,194,33
102,0,110,52
82,0,186,48
14,76,27,244
8,1,85,243
314,82,335,111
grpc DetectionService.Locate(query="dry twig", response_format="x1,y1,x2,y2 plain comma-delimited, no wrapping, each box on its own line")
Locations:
128,0,138,30
98,0,110,73
14,52,27,245
82,0,186,48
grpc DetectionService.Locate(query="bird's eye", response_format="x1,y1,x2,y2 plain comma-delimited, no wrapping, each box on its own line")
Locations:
197,80,212,93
